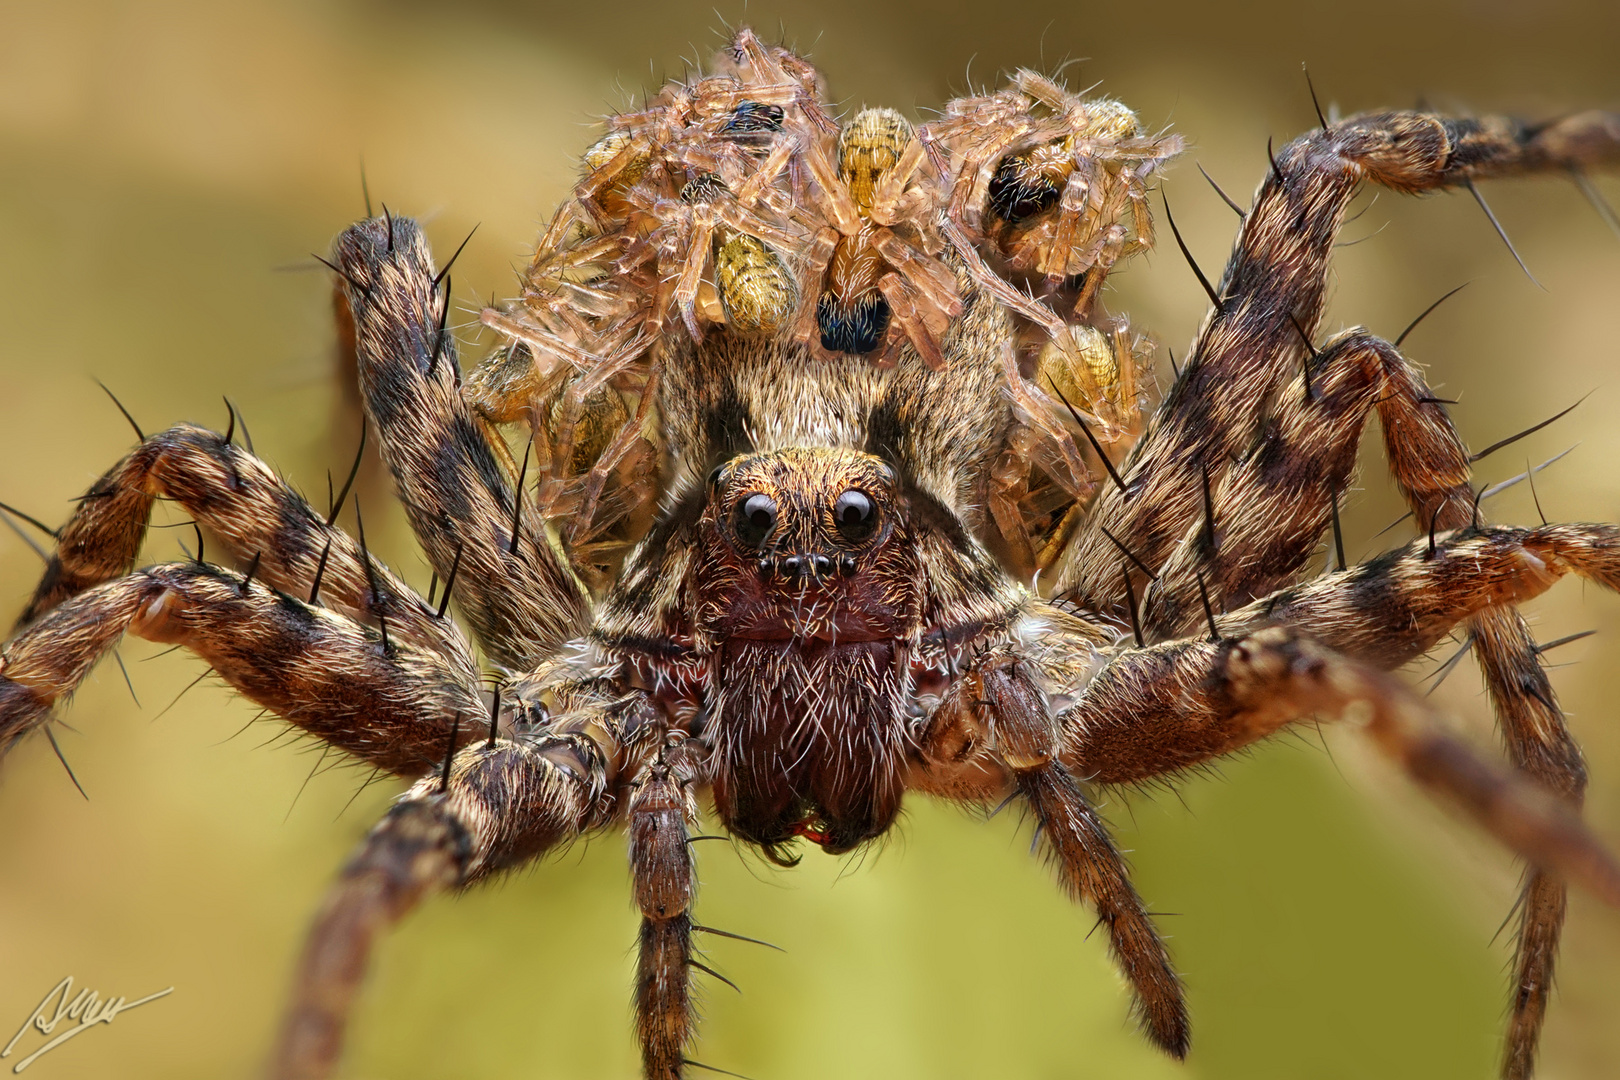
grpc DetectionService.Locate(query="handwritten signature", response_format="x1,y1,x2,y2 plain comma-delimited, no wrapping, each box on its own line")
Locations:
1,976,172,1073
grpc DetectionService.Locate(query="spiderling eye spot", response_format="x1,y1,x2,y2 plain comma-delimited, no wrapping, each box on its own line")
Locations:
734,493,778,547
833,489,876,542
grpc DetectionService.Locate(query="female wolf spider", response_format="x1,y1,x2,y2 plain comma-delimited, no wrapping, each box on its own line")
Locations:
3,26,1620,1080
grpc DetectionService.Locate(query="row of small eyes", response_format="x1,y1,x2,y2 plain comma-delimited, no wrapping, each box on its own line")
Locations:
734,489,876,547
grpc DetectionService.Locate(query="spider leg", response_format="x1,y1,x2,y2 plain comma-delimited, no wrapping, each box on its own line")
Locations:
1133,329,1469,638
1070,518,1620,1073
1042,111,1618,1067
1472,605,1581,1080
271,722,616,1080
1,562,481,775
1215,524,1619,667
1020,758,1187,1057
1057,623,1620,907
1037,157,1100,281
332,216,591,672
14,423,466,659
629,756,700,1080
670,208,717,342
1059,107,1620,605
912,614,1185,1056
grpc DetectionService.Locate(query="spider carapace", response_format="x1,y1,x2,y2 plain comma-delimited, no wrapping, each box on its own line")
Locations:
4,26,1620,1080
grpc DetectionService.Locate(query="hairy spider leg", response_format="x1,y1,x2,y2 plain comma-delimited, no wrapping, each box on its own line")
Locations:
14,424,465,661
0,563,482,776
1061,107,1620,604
629,759,701,1080
1136,329,1471,640
272,726,615,1080
1053,622,1620,907
333,218,592,672
1058,107,1620,1079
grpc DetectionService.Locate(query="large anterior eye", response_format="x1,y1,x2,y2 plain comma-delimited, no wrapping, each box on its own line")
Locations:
833,489,876,541
734,493,777,547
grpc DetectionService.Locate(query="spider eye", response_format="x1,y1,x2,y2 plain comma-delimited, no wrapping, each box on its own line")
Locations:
734,493,777,547
833,490,876,541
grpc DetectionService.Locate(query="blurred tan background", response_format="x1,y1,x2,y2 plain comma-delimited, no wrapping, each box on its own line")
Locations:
1,1,1618,1078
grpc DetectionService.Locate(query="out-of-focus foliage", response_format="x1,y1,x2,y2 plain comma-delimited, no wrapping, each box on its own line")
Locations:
0,2,1617,1078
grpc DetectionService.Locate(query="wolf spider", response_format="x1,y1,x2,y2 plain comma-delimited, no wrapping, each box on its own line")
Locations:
3,26,1620,1080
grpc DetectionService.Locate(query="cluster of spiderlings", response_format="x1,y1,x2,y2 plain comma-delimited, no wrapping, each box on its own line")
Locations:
461,30,1180,562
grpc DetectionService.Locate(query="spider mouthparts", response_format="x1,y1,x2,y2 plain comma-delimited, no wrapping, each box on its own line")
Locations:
759,552,847,581
790,817,832,847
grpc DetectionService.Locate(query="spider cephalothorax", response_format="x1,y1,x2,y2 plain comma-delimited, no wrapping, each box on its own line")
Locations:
4,25,1620,1080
